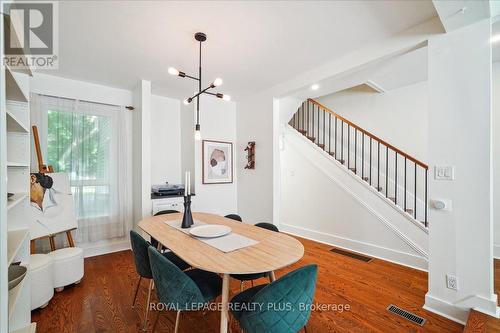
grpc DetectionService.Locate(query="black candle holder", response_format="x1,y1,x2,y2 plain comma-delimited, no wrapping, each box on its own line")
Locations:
181,195,194,229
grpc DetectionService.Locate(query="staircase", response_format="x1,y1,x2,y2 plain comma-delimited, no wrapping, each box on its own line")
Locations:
288,98,429,227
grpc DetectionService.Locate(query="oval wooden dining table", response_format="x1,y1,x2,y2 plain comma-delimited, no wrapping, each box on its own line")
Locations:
138,212,305,333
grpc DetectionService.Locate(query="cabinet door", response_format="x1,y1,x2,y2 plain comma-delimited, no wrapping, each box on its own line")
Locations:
152,198,184,215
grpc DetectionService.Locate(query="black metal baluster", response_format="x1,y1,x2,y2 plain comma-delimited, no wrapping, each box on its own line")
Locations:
385,146,388,198
312,103,315,141
306,101,309,137
323,109,326,148
341,121,344,163
335,117,338,159
425,168,428,226
349,126,352,168
404,157,407,212
395,152,398,205
329,113,331,154
362,133,365,180
354,129,357,174
317,105,320,145
414,163,417,220
377,142,380,191
369,137,372,185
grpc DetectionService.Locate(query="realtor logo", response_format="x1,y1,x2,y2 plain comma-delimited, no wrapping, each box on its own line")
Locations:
2,1,58,69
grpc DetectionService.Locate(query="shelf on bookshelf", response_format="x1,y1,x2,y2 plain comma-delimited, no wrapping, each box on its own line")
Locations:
7,271,28,320
6,111,29,133
7,193,28,211
7,229,29,266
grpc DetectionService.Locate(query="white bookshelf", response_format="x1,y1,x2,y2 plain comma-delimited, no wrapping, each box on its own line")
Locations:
1,12,35,333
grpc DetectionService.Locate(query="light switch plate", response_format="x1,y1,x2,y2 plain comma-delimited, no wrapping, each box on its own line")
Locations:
435,166,454,180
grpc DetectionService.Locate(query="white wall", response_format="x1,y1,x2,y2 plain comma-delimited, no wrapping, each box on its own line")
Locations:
493,62,500,257
194,95,238,216
150,95,182,185
281,126,428,270
180,102,195,193
317,81,428,162
425,19,496,322
132,80,151,225
236,91,275,223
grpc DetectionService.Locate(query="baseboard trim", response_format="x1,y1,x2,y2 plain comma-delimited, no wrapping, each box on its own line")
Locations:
424,294,468,325
78,238,130,258
281,223,428,271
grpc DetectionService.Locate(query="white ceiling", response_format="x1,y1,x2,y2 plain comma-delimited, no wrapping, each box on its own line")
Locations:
42,1,438,100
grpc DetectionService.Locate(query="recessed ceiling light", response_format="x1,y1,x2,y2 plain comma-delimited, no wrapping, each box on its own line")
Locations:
491,34,500,44
311,84,319,90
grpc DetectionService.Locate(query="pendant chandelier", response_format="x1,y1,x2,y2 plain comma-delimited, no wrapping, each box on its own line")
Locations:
168,32,230,140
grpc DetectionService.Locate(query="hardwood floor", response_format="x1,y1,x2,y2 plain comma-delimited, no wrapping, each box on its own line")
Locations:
32,236,464,332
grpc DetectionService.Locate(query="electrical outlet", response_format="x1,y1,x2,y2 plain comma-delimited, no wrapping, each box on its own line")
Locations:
446,274,458,290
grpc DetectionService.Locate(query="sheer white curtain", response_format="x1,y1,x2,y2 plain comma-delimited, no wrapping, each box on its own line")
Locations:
30,94,133,243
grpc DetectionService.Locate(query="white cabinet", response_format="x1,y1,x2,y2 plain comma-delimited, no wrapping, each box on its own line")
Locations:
152,197,184,215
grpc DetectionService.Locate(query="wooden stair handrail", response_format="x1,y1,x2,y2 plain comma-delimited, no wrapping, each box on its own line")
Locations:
307,98,428,170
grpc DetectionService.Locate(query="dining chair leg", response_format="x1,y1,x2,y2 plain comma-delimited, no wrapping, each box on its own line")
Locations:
143,279,153,331
174,310,181,333
132,276,142,308
251,280,254,287
304,326,308,333
240,281,244,292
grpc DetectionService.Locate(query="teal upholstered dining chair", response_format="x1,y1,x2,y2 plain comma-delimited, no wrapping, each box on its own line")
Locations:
148,246,223,333
230,264,318,333
129,230,189,331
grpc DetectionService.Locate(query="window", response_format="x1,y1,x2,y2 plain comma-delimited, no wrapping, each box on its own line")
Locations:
47,110,112,219
32,94,132,243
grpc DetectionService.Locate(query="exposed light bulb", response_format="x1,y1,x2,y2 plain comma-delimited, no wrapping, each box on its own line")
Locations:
183,99,190,105
222,94,231,101
168,67,179,76
194,124,201,140
311,84,319,90
213,77,223,87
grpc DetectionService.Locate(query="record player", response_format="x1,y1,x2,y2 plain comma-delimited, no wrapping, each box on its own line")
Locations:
151,183,185,196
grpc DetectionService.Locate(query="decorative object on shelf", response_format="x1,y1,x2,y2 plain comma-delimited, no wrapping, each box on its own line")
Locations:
202,140,233,184
181,171,194,229
8,264,27,290
168,32,231,140
244,141,256,169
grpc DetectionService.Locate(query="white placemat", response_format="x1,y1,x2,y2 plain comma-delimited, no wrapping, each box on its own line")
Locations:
165,219,259,253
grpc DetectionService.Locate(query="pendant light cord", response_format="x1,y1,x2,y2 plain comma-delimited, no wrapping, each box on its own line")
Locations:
196,40,201,126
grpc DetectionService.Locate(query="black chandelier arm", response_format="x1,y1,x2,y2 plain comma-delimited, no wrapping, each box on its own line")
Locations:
177,71,200,81
185,84,220,102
